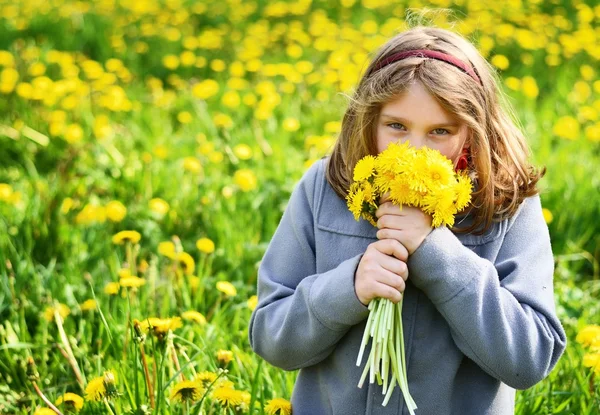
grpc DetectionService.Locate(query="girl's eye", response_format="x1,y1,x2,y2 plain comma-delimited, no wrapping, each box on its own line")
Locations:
431,128,450,135
388,123,406,130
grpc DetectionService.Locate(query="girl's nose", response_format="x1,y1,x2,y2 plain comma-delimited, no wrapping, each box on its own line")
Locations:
399,134,426,149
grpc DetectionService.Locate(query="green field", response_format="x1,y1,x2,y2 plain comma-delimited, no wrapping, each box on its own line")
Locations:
1,0,599,414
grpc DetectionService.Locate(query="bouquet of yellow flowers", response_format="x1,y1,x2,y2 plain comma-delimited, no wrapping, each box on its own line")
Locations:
346,141,473,413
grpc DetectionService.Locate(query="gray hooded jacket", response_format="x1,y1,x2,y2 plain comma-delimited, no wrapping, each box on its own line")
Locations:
249,157,567,415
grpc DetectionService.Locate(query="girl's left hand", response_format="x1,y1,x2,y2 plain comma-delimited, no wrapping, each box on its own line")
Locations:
375,193,433,255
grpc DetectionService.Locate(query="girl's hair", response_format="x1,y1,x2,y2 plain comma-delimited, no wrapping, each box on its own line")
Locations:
326,25,545,235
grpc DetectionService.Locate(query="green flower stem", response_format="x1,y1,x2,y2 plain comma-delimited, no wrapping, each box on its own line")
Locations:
356,297,417,412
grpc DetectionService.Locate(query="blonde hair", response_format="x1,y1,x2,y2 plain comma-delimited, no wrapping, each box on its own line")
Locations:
326,25,544,235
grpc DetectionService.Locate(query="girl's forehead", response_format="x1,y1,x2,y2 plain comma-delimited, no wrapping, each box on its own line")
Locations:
381,83,457,123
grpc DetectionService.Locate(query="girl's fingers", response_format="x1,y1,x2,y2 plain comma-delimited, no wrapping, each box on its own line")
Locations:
376,251,409,281
372,280,403,304
374,266,407,292
373,238,409,262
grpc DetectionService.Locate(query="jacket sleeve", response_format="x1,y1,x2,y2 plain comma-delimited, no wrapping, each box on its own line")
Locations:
407,194,567,389
248,159,370,371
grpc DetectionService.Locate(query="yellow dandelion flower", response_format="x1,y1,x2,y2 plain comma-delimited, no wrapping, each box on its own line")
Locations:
188,275,200,291
265,397,292,415
233,169,257,192
149,198,170,215
183,157,202,174
43,303,70,322
192,79,219,100
346,184,365,221
118,268,131,279
233,144,253,160
212,387,244,408
490,54,509,70
105,200,127,222
85,374,107,402
553,116,580,140
216,281,237,297
247,295,258,311
104,282,120,295
138,259,149,273
422,158,454,189
542,208,553,224
195,371,218,389
576,325,600,349
423,191,457,228
137,317,183,338
216,379,235,389
388,176,413,207
119,276,146,289
175,252,195,275
34,408,56,415
112,230,141,245
158,241,176,258
282,117,300,132
376,141,413,174
55,392,84,411
170,380,204,403
353,155,376,182
583,353,600,374
454,172,473,212
182,310,207,325
196,237,215,254
217,349,234,366
80,299,97,312
521,76,539,99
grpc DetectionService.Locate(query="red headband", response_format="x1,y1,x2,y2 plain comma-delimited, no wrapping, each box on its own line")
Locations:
372,49,482,85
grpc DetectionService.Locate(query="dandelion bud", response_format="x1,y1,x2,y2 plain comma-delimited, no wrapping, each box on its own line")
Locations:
26,357,39,381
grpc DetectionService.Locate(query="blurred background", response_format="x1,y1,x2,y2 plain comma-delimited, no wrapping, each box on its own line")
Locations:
0,0,599,414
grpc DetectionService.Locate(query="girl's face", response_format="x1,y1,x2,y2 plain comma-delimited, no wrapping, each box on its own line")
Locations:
376,81,469,165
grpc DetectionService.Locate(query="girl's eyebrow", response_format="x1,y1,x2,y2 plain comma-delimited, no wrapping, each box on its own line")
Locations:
380,113,459,128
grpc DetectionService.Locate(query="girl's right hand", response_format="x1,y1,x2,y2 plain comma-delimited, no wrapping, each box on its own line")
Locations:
354,239,409,306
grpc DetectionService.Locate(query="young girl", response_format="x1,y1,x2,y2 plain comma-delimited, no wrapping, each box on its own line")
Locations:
249,26,567,415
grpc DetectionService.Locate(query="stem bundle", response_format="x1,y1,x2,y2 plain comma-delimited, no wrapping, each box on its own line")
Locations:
356,298,417,414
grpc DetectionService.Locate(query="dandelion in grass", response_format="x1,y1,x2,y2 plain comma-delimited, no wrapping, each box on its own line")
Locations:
80,299,97,312
216,350,234,367
216,379,235,389
583,353,600,374
118,268,131,279
34,408,56,415
182,310,206,325
119,276,146,289
264,397,292,415
576,325,600,349
195,371,218,389
43,303,70,322
55,392,84,412
137,317,183,340
104,282,120,295
196,237,215,254
188,276,200,291
170,380,204,403
158,241,177,258
175,252,195,275
111,230,141,245
247,295,258,311
138,259,149,273
85,370,117,401
216,281,237,297
212,387,245,409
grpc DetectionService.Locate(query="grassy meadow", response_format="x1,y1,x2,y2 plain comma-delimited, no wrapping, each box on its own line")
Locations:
0,0,600,414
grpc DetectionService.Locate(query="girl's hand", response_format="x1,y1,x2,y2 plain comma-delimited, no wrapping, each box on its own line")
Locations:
375,193,433,255
355,239,409,306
